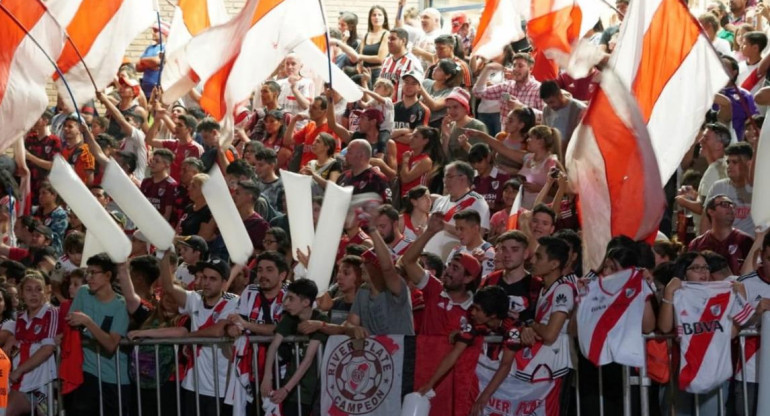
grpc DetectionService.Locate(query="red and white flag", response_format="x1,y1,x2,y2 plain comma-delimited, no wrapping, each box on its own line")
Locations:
165,0,230,56
50,0,154,105
162,0,362,131
527,0,602,64
0,0,65,151
506,184,523,230
471,0,527,60
565,69,665,271
610,0,728,184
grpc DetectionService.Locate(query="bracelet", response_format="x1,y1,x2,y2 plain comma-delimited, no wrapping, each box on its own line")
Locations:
661,298,673,305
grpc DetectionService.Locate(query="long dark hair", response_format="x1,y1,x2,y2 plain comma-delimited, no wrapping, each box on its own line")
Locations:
264,110,286,141
673,252,703,281
340,12,359,47
403,186,430,214
414,126,446,178
0,286,13,322
367,5,389,32
436,59,462,88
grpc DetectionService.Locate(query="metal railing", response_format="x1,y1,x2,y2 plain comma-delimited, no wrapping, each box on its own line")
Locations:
33,329,766,416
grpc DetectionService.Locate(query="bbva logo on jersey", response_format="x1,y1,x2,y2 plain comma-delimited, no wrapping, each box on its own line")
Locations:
681,320,724,335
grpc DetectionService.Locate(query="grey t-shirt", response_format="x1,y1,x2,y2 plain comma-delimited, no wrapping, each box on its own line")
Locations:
350,279,415,335
707,178,755,237
448,118,488,161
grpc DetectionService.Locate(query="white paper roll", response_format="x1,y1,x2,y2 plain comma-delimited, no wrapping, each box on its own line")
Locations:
201,167,253,265
49,156,131,263
752,120,770,229
101,158,175,250
307,182,352,293
80,230,105,268
280,170,314,261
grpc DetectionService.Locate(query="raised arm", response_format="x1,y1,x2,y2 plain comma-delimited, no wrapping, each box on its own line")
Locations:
80,123,109,166
116,262,142,314
160,250,188,308
400,212,443,285
97,91,133,136
369,226,403,296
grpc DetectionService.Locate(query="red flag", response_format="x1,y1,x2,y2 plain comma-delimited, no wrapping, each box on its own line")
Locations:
527,0,602,67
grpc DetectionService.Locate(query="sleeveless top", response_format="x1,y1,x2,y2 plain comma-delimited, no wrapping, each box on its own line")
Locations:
361,32,387,68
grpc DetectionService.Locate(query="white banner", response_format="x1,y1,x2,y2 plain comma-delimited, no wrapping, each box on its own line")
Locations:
321,335,404,416
475,362,556,416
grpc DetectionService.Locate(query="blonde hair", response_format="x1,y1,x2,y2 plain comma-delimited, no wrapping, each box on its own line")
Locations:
191,173,209,187
19,270,45,291
374,79,395,96
528,125,563,164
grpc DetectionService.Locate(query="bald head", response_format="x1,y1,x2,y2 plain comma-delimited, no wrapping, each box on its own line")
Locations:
346,139,372,172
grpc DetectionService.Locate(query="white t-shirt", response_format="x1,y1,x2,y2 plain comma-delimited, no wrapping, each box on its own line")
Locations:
121,126,148,181
577,269,653,367
425,191,490,259
736,270,770,382
180,291,239,397
674,281,753,393
713,38,733,58
277,77,315,130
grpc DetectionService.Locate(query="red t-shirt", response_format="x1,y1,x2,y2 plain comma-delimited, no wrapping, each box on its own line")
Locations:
292,122,339,168
688,229,754,275
417,272,471,336
140,176,178,219
161,139,203,182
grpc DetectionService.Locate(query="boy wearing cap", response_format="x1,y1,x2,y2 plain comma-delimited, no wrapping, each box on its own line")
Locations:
392,70,431,160
159,252,238,416
401,211,479,336
176,235,209,289
137,21,169,99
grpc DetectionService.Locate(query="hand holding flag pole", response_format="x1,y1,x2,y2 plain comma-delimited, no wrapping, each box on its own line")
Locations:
316,0,333,90
153,0,166,80
0,1,81,121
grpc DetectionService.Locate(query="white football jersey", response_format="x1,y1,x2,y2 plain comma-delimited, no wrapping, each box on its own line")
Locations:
577,268,652,367
674,281,753,393
514,277,575,382
735,270,769,382
180,291,239,397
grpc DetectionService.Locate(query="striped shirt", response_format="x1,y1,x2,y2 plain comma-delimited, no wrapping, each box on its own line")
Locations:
473,77,544,123
379,53,424,102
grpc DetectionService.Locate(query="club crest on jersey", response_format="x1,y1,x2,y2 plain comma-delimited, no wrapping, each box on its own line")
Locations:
34,324,42,335
521,347,533,359
44,146,51,153
710,304,722,317
491,180,499,190
158,187,165,196
410,114,417,123
729,244,738,255
625,288,636,298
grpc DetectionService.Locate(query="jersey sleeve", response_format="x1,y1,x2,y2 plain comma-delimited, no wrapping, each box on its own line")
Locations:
454,316,477,346
217,297,240,322
551,283,576,315
180,290,199,315
502,320,523,351
730,291,755,327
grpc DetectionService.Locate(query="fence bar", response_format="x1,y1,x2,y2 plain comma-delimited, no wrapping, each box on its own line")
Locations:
622,366,631,416
213,344,220,416
134,345,142,416
295,342,302,416
193,343,200,416
97,347,104,416
758,312,770,415
115,348,123,416
598,367,604,416
174,344,181,416
155,344,161,416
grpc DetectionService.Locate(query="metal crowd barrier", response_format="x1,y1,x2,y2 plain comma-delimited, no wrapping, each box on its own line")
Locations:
45,330,763,416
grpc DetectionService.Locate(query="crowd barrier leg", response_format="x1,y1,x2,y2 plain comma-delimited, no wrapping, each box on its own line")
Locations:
694,393,699,416
622,366,631,416
758,312,770,415
116,348,123,416
253,342,261,416
193,343,201,416
294,342,302,416
133,345,142,416
739,336,749,416
155,344,161,416
598,367,604,416
638,360,650,416
97,348,104,416
173,344,181,416
212,345,220,416
573,365,581,416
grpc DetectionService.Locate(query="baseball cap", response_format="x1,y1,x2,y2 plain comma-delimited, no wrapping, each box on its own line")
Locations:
152,20,170,37
401,69,424,84
178,235,209,255
198,257,230,279
118,77,141,96
361,108,384,126
452,252,481,281
451,13,468,33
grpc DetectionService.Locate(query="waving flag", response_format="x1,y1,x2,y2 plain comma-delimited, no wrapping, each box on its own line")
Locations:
507,184,523,230
51,0,154,104
610,0,728,184
566,69,665,271
0,0,65,151
527,0,603,68
472,0,527,60
166,0,230,55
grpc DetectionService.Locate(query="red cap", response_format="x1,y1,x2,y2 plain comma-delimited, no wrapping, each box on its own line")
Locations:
119,77,140,96
452,252,481,280
445,87,471,114
451,13,468,33
152,20,170,37
361,108,384,127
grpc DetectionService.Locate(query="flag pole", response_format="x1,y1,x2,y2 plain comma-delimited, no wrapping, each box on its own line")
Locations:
0,2,81,121
316,0,333,90
42,10,99,91
154,0,166,82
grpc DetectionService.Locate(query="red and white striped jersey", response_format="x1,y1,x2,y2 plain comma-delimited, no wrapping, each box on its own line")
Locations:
576,268,653,367
735,269,770,382
11,303,60,392
674,281,754,393
514,277,576,382
389,236,413,262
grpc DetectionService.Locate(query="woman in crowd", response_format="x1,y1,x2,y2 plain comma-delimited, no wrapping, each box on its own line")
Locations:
336,12,361,73
399,127,443,197
300,133,342,195
399,186,431,241
260,109,293,170
176,174,220,257
517,126,562,209
471,45,516,136
34,182,68,256
488,179,521,242
420,59,463,129
332,6,390,84
462,107,536,176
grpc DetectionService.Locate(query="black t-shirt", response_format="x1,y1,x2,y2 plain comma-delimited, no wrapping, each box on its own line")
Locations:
336,167,392,204
179,204,213,236
394,100,429,130
496,274,537,322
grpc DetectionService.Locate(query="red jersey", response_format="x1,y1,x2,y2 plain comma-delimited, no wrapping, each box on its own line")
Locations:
688,229,754,275
473,167,511,212
292,121,339,167
140,176,178,218
60,143,95,184
161,139,203,182
400,153,430,196
416,271,472,336
25,133,61,199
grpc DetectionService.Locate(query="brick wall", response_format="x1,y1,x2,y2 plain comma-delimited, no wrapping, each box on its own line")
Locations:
49,0,421,105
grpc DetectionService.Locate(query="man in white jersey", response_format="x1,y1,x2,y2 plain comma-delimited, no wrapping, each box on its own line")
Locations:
426,161,490,259
373,204,412,260
447,209,495,278
159,253,238,416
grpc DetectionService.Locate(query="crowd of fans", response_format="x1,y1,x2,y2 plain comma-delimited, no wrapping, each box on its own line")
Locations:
3,0,770,415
